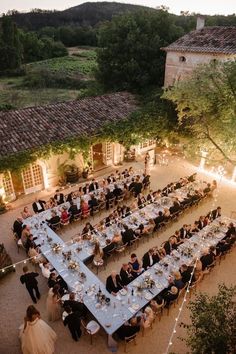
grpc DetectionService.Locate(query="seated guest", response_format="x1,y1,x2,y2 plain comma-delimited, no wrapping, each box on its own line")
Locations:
198,216,205,230
21,225,31,247
145,219,155,234
120,264,134,285
180,264,195,283
107,173,116,184
142,306,154,329
80,199,90,216
179,224,189,239
82,183,90,195
147,190,154,202
89,179,99,192
129,253,142,277
137,194,146,208
154,211,165,229
105,188,115,209
170,271,185,289
32,198,46,213
39,262,53,279
46,197,57,209
163,237,176,255
173,230,183,247
66,192,74,203
208,206,222,220
63,293,87,318
46,211,60,229
152,247,161,264
68,201,80,219
21,206,32,219
122,205,131,217
88,194,99,215
121,225,136,245
193,258,203,280
200,248,215,270
163,207,171,220
203,215,210,227
191,221,200,233
162,286,179,307
93,242,104,266
54,190,64,205
13,217,23,239
111,232,122,245
25,234,37,252
103,239,116,256
113,184,122,199
63,306,82,342
142,248,154,270
28,243,45,264
106,271,123,295
82,222,94,236
226,222,236,238
169,201,180,214
60,206,70,223
116,317,140,340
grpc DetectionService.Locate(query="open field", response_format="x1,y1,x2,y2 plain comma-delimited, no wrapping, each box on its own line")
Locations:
0,48,97,109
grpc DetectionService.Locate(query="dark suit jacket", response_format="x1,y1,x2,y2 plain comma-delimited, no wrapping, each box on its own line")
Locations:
82,186,90,195
63,300,86,317
47,215,60,226
68,204,80,216
211,209,221,220
106,275,123,294
120,268,133,285
54,193,64,205
133,182,143,197
32,200,46,213
142,252,153,269
163,241,172,255
89,182,99,192
121,229,135,245
13,220,23,239
63,311,81,332
20,272,39,288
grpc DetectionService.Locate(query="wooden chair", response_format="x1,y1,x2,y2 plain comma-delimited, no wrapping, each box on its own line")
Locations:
60,217,70,227
73,212,82,222
124,334,137,352
108,198,116,209
13,233,25,254
99,201,106,214
153,300,165,322
92,206,100,219
92,257,106,274
81,210,90,221
115,243,128,260
81,320,100,345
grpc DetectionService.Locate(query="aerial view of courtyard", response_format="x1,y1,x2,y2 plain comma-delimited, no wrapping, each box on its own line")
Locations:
0,1,235,354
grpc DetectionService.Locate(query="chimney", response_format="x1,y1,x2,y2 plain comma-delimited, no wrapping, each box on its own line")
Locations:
196,16,205,30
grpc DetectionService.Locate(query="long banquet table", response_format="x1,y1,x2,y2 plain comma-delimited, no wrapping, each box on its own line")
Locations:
34,213,233,336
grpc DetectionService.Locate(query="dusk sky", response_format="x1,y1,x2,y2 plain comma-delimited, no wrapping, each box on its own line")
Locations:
0,0,235,15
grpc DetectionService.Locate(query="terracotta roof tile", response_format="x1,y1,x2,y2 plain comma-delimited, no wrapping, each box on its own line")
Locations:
0,92,137,157
163,26,236,55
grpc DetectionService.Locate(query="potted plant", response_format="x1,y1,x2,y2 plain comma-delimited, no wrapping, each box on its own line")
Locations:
64,164,79,183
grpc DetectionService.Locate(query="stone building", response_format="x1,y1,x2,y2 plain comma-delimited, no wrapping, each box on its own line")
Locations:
162,17,236,87
0,92,156,201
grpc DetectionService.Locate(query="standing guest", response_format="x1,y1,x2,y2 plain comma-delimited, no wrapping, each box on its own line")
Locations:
54,190,64,205
120,264,134,285
19,305,57,354
63,293,87,318
21,206,32,219
89,178,99,192
106,271,124,295
13,217,23,239
113,184,122,199
20,266,40,304
133,177,143,197
142,248,154,270
63,306,82,341
46,284,62,322
128,178,136,193
32,198,46,213
144,152,150,174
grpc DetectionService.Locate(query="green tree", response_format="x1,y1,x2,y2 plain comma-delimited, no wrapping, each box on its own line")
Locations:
181,284,236,354
163,60,236,165
96,10,183,90
0,16,23,70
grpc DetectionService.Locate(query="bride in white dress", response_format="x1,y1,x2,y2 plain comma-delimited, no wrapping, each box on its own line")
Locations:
19,305,57,354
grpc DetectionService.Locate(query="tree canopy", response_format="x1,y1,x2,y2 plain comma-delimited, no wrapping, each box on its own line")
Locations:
163,60,236,165
96,10,184,90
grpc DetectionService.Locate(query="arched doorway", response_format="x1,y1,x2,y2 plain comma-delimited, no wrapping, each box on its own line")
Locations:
92,143,105,170
21,163,44,194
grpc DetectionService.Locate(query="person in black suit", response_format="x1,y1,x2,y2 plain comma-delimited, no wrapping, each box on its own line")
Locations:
121,225,136,245
116,317,140,340
63,306,82,341
54,190,64,205
208,206,221,220
46,211,60,229
82,183,90,195
179,224,188,239
142,174,150,188
163,237,176,255
105,188,115,210
198,216,205,230
103,239,116,256
106,271,123,295
88,194,99,215
113,184,122,199
68,201,80,220
89,179,99,192
128,178,136,192
225,222,236,238
154,211,165,230
120,264,134,285
48,272,68,295
20,266,40,303
13,217,23,239
169,201,180,215
180,264,195,283
32,198,46,213
142,248,154,270
200,249,215,270
133,178,143,197
63,293,87,318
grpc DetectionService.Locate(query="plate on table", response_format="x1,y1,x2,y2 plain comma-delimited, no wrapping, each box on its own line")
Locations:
132,303,140,311
145,271,151,277
120,288,127,296
132,281,140,287
144,292,153,301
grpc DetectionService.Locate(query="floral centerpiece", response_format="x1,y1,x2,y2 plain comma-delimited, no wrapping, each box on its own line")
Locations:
51,243,62,253
62,251,72,261
137,275,155,290
68,260,79,271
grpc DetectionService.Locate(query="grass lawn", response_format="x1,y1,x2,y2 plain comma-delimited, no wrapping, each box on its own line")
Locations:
0,48,97,109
